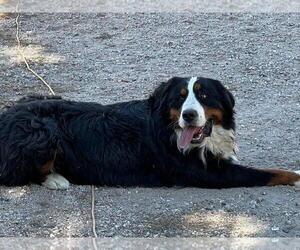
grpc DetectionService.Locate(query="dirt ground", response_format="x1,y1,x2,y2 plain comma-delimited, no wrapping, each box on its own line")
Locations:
0,13,299,238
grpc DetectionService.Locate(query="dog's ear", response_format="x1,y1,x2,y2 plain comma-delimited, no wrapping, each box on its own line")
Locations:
222,87,235,111
148,79,173,113
212,79,235,130
213,80,235,111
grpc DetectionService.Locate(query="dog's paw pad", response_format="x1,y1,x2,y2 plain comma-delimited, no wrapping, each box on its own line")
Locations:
42,173,70,190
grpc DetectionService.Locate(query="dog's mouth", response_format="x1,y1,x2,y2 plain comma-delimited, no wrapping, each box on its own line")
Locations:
177,119,213,150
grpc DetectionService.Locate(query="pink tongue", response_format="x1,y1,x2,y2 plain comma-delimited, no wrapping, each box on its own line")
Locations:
178,127,199,150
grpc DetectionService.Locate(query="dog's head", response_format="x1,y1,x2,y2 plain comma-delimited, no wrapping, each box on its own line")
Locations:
150,77,236,159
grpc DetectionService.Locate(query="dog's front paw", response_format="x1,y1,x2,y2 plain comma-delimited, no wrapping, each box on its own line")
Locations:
294,170,300,187
42,173,70,190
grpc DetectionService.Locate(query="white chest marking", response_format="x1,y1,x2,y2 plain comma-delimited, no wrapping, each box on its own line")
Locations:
205,125,238,160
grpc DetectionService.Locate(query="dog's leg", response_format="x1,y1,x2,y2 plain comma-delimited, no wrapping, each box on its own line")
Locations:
213,163,300,188
0,99,74,188
38,153,70,190
263,169,300,187
182,162,300,188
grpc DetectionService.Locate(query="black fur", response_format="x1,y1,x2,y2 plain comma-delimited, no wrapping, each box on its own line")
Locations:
0,77,283,188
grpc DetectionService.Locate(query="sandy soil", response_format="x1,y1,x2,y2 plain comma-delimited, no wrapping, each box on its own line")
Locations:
0,13,299,237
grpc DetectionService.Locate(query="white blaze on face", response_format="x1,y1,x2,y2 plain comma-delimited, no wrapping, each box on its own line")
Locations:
179,77,206,128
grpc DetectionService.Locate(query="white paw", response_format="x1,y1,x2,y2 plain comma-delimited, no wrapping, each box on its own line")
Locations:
294,170,300,187
42,173,70,190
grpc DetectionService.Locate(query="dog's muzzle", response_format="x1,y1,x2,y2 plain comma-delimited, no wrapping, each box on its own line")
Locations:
177,119,214,151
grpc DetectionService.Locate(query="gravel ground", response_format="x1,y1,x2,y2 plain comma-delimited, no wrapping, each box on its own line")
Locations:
0,13,299,238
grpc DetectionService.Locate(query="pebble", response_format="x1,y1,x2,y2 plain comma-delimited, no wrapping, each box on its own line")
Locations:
250,200,258,209
271,226,280,231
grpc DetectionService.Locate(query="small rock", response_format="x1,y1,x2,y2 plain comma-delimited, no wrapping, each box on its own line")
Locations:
220,200,226,206
271,226,280,231
224,204,232,212
256,197,264,203
250,200,258,209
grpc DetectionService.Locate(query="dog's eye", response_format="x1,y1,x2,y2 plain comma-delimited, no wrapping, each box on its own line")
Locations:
180,89,187,100
199,94,207,99
179,93,187,101
179,94,186,100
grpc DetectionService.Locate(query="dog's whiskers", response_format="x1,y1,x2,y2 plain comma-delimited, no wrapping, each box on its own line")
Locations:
167,121,179,129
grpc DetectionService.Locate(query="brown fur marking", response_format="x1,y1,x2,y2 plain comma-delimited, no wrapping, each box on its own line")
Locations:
40,160,54,175
180,88,187,97
264,169,300,186
169,108,181,122
39,151,57,177
194,83,201,91
204,107,223,124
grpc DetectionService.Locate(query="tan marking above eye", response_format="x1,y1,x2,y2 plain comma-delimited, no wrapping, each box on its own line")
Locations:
180,88,187,97
194,83,201,91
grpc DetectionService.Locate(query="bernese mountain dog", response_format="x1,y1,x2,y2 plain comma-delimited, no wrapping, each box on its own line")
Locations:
0,77,299,189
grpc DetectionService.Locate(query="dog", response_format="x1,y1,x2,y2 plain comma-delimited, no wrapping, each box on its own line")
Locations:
0,77,299,189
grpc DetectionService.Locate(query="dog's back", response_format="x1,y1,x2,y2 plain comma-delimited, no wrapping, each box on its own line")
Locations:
0,96,152,186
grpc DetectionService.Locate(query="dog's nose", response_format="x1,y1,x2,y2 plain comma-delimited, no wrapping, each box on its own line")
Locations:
182,109,198,123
